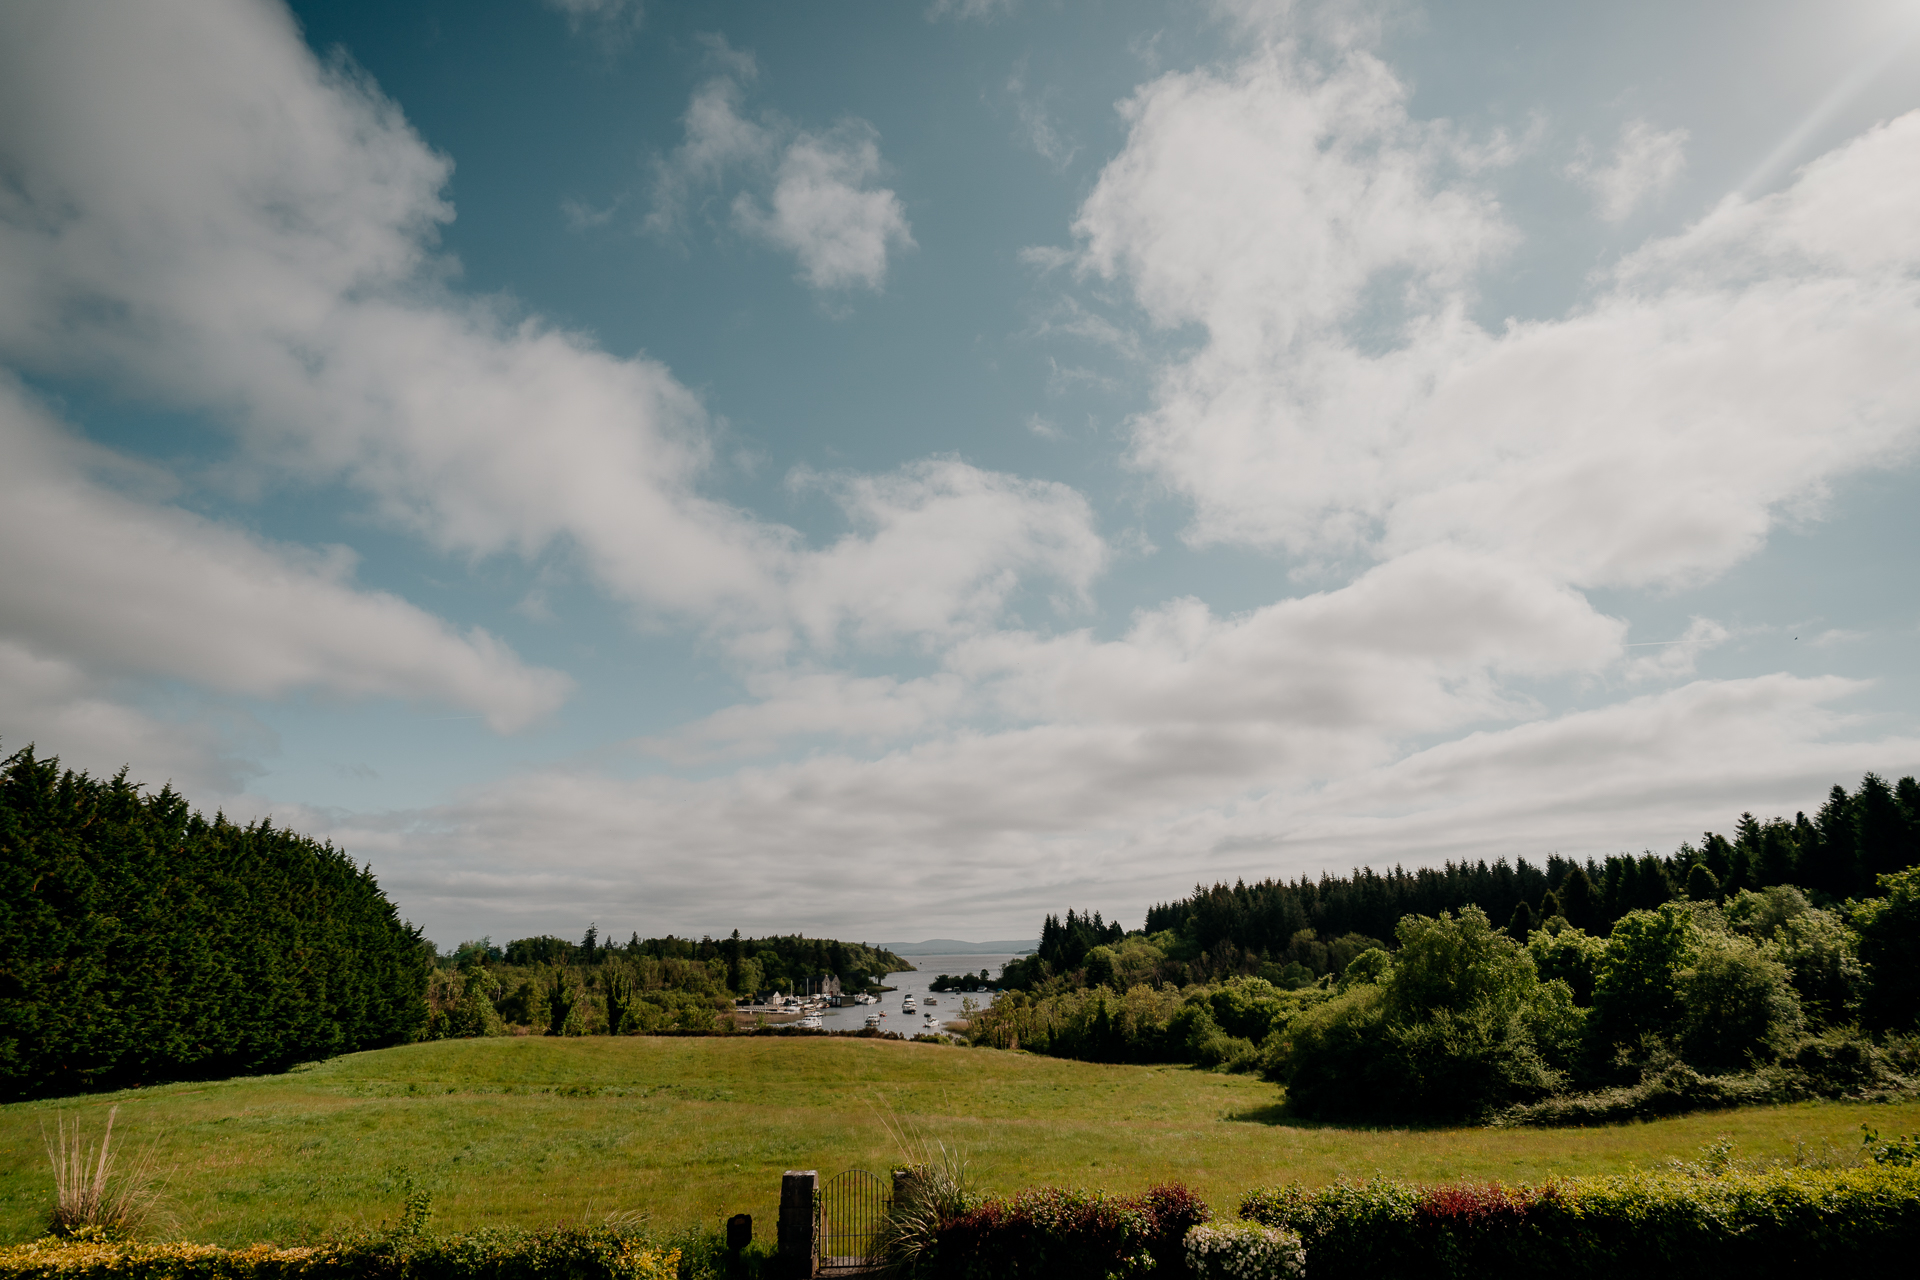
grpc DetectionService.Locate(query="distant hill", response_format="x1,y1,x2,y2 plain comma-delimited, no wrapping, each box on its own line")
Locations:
880,939,1038,956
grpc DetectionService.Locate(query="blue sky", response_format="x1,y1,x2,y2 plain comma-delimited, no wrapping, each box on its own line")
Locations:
2,0,1918,948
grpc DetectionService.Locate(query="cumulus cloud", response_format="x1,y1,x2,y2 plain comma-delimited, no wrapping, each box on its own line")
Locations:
1568,118,1688,222
734,126,915,290
647,56,913,290
0,380,572,732
313,672,1916,943
1068,32,1920,591
0,1,1059,657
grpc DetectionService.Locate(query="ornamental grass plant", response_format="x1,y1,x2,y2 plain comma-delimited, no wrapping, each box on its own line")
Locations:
41,1108,169,1240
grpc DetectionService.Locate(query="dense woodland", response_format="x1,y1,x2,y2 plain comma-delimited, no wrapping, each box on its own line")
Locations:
976,772,1920,1122
0,747,426,1101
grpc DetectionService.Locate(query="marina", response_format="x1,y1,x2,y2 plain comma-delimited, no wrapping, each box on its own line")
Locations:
733,952,1021,1036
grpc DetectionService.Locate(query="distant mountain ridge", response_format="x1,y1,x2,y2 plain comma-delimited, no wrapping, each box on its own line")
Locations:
881,938,1037,956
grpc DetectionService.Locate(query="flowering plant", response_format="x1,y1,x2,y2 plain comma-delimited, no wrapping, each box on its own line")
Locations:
1184,1220,1306,1280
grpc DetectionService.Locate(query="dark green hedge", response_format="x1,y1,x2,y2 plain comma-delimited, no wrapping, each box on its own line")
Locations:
1239,1165,1920,1278
0,746,426,1100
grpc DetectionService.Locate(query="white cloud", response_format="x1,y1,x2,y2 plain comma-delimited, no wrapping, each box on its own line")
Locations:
926,0,1020,23
1568,118,1688,222
734,125,915,291
311,672,1915,943
783,460,1107,649
543,0,643,44
647,60,913,291
1067,31,1920,596
0,380,572,732
0,1,1059,659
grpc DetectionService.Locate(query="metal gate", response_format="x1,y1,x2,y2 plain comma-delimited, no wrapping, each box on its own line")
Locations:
816,1168,891,1272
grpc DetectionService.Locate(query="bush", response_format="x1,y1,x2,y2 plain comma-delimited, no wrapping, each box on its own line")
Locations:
1184,1221,1305,1279
0,1227,685,1280
1856,867,1920,1031
916,1183,1208,1280
1239,1165,1920,1278
1270,909,1580,1119
1675,936,1804,1072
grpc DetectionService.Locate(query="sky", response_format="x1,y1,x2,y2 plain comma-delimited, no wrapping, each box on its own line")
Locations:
3,0,1919,949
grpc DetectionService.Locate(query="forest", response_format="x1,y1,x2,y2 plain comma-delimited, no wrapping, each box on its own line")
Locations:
974,771,1920,1122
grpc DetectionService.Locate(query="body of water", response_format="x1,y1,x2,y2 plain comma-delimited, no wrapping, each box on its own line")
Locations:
759,953,1024,1034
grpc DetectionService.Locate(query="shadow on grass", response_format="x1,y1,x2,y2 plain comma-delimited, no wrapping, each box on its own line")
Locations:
1222,1101,1456,1132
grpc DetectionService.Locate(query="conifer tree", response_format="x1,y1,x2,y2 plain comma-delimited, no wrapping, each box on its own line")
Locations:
1686,863,1721,902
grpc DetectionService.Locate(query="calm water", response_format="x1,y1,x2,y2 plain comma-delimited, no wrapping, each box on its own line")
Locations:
767,953,1024,1033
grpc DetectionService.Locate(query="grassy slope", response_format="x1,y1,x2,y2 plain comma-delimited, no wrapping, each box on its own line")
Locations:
3,1037,1915,1246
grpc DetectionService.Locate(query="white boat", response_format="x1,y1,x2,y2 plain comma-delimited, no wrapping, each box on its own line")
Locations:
924,998,938,1006
797,1014,823,1029
864,1014,881,1029
903,997,917,1012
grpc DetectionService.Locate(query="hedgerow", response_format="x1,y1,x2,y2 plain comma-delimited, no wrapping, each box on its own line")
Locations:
915,1183,1210,1279
1238,1164,1920,1278
0,1228,685,1280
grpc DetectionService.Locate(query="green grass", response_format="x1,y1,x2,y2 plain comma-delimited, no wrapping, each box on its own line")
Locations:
3,1036,1915,1247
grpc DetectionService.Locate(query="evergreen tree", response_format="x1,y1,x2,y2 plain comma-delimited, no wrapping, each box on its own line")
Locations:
1507,901,1534,942
1558,866,1602,933
1686,863,1722,902
1538,890,1564,922
0,745,426,1101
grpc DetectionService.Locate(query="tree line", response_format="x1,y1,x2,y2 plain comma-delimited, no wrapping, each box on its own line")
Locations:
420,927,912,1039
972,771,1920,1121
0,746,426,1101
1001,772,1920,991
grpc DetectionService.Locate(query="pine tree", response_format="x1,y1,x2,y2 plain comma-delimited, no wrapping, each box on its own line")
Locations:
1508,901,1534,942
1559,866,1602,933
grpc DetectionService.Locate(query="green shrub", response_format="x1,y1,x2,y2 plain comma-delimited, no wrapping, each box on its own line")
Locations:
1591,904,1699,1054
917,1183,1208,1280
1270,909,1579,1119
1856,868,1920,1031
1675,936,1804,1072
1239,1165,1920,1278
0,1226,689,1280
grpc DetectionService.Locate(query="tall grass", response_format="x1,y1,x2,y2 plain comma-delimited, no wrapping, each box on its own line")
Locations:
42,1106,168,1239
873,1095,973,1271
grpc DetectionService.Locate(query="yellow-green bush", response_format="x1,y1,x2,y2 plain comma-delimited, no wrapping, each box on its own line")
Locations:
1239,1164,1920,1278
0,1229,681,1280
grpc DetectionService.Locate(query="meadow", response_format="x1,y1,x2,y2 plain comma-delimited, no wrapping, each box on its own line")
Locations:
3,1036,1915,1247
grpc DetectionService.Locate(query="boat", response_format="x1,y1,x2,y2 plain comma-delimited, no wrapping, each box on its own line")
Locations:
924,998,937,1006
903,997,917,1012
864,1014,881,1029
797,1014,823,1029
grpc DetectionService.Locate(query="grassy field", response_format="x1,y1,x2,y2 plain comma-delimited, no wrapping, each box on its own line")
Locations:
4,1036,1916,1247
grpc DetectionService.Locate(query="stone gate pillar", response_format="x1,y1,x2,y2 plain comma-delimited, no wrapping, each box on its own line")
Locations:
777,1170,818,1277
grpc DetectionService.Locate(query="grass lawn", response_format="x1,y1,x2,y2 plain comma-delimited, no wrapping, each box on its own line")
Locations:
3,1036,1915,1246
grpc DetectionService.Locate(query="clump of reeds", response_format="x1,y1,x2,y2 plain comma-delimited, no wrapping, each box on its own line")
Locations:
42,1105,169,1239
871,1095,973,1272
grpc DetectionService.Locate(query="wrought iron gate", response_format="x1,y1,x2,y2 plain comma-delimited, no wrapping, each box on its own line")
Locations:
816,1168,890,1271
